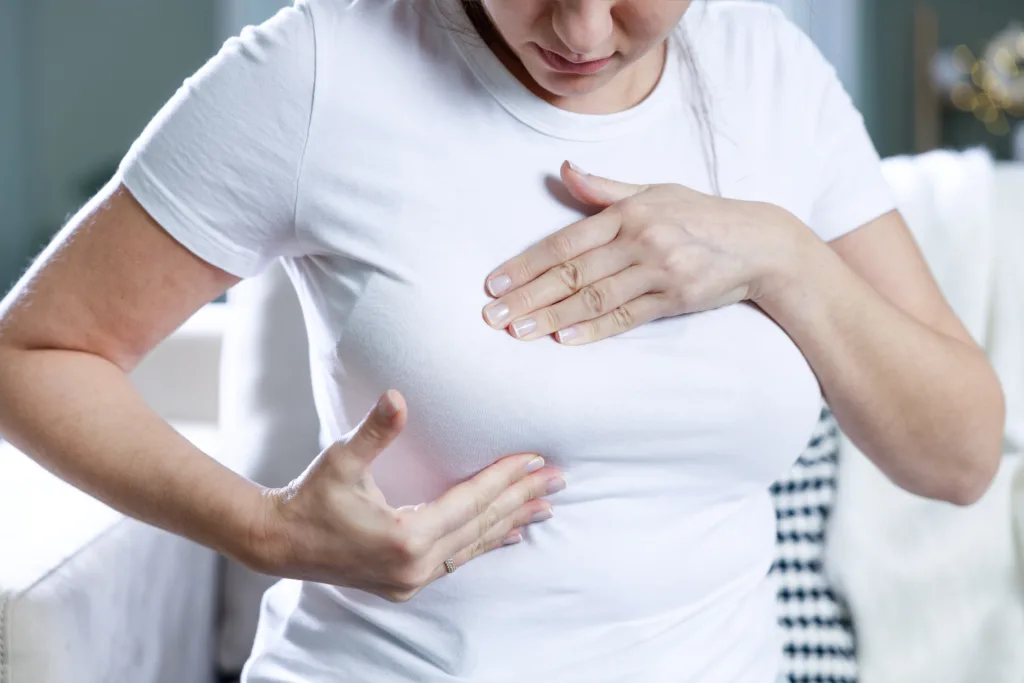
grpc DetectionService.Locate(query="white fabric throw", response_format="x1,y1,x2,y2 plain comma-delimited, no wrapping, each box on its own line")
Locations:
826,149,1024,683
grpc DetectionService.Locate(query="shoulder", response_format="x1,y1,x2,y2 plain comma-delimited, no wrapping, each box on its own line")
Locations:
684,1,809,48
300,0,470,97
682,1,831,89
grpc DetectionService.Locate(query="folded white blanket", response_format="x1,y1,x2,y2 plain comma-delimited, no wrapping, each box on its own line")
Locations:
826,150,1024,683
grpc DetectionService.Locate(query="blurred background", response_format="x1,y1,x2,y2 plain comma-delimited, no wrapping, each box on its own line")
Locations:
0,0,1023,295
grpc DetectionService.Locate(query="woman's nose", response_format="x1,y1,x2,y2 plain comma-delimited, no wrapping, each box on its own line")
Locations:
551,0,614,59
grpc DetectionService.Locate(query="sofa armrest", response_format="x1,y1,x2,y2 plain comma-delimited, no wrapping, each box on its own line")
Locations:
0,423,222,683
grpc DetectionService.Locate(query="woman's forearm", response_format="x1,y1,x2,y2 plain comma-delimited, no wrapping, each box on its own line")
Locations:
0,345,269,566
756,220,1004,505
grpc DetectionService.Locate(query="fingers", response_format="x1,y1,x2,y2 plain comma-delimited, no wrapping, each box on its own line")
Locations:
560,159,651,206
339,390,407,469
375,462,563,603
373,481,558,603
421,502,549,586
431,466,563,563
417,452,552,539
562,292,667,345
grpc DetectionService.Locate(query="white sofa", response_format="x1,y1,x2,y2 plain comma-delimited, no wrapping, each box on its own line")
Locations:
1,159,1023,683
0,306,229,683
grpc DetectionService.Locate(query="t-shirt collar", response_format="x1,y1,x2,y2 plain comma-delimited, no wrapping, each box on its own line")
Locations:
431,0,683,142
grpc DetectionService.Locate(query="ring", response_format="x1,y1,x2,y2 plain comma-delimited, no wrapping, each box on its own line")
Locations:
444,558,457,574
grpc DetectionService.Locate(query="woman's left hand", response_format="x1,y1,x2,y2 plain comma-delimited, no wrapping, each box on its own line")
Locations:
481,161,806,344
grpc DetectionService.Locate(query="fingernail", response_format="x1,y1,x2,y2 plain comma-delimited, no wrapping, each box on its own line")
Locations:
556,326,578,343
568,160,588,175
546,476,566,494
487,274,512,296
377,391,398,417
530,509,553,523
511,318,537,338
484,302,511,326
525,455,545,473
503,532,523,546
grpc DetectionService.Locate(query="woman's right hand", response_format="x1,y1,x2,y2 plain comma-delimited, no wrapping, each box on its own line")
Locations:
247,389,565,602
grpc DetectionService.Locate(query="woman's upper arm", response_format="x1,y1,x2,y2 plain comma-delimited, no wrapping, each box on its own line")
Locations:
0,181,239,372
770,14,974,347
0,1,319,370
827,209,977,350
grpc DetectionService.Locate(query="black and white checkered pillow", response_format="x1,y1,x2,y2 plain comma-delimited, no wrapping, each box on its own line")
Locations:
770,404,858,683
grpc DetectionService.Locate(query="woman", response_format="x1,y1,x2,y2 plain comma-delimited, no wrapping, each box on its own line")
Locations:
0,0,1004,681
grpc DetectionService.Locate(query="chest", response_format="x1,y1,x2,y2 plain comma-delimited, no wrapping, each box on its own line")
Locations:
295,116,822,501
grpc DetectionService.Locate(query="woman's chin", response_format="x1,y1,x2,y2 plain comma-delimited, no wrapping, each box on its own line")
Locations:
525,62,616,101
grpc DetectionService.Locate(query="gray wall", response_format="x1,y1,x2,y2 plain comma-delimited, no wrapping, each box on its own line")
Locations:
1,0,218,293
216,0,290,42
31,0,218,236
0,0,31,292
860,0,1022,158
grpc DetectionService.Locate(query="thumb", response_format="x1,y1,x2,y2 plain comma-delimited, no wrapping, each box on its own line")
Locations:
561,160,650,208
344,389,407,466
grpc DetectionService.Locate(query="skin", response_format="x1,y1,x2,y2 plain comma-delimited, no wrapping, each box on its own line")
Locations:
0,0,1004,615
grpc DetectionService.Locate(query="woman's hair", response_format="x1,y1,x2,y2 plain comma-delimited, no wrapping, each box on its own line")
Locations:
434,1,722,195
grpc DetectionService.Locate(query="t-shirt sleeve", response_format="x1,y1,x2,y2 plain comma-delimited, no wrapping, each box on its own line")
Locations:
776,13,897,243
116,1,315,278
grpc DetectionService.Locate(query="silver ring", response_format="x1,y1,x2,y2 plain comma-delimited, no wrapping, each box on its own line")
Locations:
444,558,457,574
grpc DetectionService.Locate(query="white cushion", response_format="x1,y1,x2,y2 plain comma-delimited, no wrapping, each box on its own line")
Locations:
130,305,225,424
0,423,221,683
827,151,1024,683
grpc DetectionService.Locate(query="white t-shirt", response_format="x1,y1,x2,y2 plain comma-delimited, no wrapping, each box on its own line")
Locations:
117,1,896,681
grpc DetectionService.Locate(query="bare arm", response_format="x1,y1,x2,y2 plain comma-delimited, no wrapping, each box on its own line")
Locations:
758,208,1005,505
0,180,563,597
0,181,266,563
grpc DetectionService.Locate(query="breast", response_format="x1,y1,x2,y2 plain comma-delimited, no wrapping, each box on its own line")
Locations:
318,249,823,508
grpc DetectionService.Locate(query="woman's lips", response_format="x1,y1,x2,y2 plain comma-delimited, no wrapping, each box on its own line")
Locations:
536,45,613,74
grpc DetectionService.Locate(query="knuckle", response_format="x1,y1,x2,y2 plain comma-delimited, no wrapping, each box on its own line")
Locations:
514,286,536,312
359,418,389,445
635,224,669,251
661,248,688,277
512,259,534,285
471,493,490,521
476,503,502,537
389,528,428,562
580,284,608,315
611,305,636,330
469,538,487,559
555,261,585,293
549,233,576,262
619,198,652,223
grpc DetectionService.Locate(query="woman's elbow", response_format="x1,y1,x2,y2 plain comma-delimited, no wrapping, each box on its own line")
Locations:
941,451,1000,506
938,393,1005,507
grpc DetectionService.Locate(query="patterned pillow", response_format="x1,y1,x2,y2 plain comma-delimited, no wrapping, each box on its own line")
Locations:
770,404,858,683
